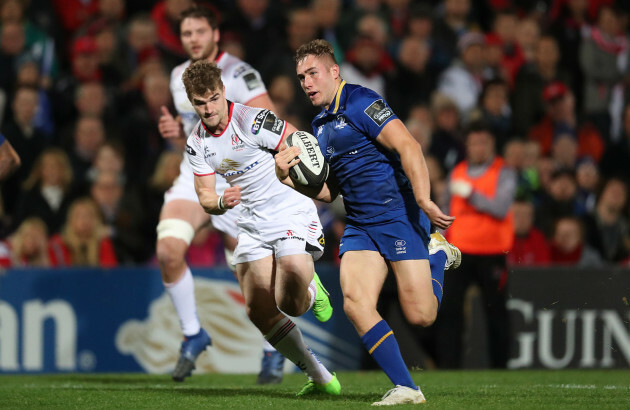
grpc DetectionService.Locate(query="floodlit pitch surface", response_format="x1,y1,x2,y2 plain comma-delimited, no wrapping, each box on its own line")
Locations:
1,370,628,408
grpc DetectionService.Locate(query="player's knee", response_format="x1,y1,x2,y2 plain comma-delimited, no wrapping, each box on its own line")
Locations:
156,237,187,273
405,307,437,327
343,294,371,322
276,297,302,317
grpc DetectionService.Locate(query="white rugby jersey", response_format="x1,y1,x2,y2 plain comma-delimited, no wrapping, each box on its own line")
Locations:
186,103,316,223
171,51,268,136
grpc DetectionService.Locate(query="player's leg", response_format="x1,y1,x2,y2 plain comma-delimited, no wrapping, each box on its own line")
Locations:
156,197,211,382
235,254,339,396
211,212,287,384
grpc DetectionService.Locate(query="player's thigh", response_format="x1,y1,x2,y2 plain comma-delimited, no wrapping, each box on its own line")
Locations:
339,250,388,308
275,253,314,299
159,199,210,232
390,258,435,318
236,256,276,312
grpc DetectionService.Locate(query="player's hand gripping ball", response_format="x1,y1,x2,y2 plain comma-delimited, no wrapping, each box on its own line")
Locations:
285,131,329,189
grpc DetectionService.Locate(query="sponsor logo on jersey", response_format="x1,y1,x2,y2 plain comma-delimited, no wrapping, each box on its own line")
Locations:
287,230,294,236
251,110,269,134
334,115,347,129
204,146,215,159
395,239,407,255
317,125,324,137
243,72,262,91
216,158,241,174
232,64,252,78
219,160,261,177
262,112,284,136
364,99,393,126
186,144,196,156
231,134,244,151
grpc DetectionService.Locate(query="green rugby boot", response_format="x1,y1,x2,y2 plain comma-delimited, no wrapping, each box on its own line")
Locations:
296,373,341,396
312,272,333,322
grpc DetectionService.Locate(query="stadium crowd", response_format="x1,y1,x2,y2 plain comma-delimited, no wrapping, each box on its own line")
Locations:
0,0,628,271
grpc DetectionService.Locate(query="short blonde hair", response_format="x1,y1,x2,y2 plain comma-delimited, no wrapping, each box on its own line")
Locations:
294,39,338,66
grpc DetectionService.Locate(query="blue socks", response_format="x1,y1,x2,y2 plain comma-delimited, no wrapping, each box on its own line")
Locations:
429,250,447,309
361,320,417,389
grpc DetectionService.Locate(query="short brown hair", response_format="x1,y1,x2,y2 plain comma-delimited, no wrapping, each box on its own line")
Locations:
182,60,224,101
179,5,219,30
294,39,338,66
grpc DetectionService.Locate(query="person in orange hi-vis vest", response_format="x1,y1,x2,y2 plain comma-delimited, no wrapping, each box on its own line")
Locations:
436,121,516,369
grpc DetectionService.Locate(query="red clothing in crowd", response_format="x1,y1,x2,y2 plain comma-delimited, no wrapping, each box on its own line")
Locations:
49,235,118,268
507,228,551,267
151,1,186,58
528,116,604,162
53,0,99,33
0,240,65,268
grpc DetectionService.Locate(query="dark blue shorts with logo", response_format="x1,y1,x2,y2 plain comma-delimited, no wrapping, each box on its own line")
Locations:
339,206,431,261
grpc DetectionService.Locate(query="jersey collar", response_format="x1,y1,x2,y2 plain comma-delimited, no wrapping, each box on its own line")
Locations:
317,80,347,119
201,100,234,137
215,50,225,64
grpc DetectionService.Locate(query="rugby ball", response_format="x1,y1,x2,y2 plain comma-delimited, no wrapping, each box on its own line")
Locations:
285,131,329,188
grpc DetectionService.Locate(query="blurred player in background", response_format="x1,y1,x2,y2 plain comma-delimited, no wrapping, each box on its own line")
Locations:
156,6,285,384
276,39,461,406
183,60,340,397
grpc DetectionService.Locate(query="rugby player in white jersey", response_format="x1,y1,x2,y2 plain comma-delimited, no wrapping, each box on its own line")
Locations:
182,59,340,396
156,6,285,383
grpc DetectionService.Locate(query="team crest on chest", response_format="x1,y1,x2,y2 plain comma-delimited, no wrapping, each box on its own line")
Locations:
231,134,244,151
334,115,347,130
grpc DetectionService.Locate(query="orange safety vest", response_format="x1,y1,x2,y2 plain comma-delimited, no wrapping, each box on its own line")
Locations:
446,157,514,255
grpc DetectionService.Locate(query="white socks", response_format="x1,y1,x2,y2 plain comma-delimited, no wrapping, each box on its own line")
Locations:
307,279,317,311
265,316,332,384
164,267,201,337
262,339,277,352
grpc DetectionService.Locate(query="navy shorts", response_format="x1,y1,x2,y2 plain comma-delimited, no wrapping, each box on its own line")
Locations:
339,207,431,261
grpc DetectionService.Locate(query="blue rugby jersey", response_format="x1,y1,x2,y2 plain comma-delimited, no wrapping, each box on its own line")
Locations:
311,81,414,224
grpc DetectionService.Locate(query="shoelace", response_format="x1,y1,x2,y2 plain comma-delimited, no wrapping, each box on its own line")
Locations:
379,385,402,400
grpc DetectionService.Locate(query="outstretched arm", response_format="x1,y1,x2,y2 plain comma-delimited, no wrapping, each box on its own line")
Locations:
376,119,454,230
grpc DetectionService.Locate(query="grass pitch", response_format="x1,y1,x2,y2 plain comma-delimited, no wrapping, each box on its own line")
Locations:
0,370,628,409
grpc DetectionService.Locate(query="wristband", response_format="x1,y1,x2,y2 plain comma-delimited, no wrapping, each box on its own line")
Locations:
218,195,225,210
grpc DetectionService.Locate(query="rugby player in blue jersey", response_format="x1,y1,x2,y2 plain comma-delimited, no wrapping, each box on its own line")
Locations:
275,39,462,406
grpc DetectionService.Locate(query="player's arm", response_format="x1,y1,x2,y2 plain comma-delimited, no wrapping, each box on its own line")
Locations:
193,173,241,215
0,137,21,180
376,119,455,230
244,93,277,112
274,143,340,202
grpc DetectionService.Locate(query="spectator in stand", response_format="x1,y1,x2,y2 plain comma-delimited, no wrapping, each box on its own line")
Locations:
337,0,384,51
550,216,603,267
549,0,590,110
437,121,516,369
12,148,76,235
122,14,158,79
49,197,117,267
469,79,511,151
51,0,98,36
535,169,584,237
386,36,435,119
311,0,343,61
507,199,550,267
528,82,604,163
583,178,630,264
503,139,539,202
600,103,630,182
491,7,525,87
1,85,48,215
551,133,578,170
83,140,125,193
340,34,393,99
515,18,541,64
512,35,570,137
0,22,27,93
150,0,193,67
580,5,626,141
15,59,55,139
90,170,151,264
429,92,465,173
575,157,599,213
437,31,485,121
0,217,59,268
431,0,473,72
67,114,106,190
267,74,304,130
406,3,433,45
186,226,225,268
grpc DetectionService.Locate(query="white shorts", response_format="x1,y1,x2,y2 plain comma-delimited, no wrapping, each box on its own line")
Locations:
233,207,324,264
164,155,240,239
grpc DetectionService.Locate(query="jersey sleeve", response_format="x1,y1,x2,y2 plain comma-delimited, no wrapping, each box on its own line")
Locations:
186,128,214,176
250,109,287,151
347,88,398,140
224,63,268,104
